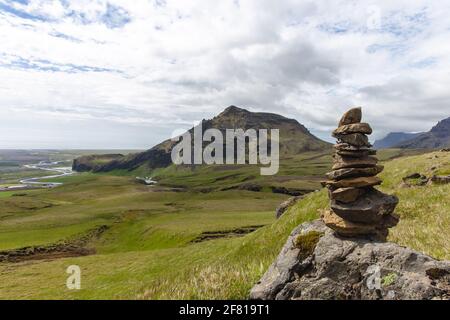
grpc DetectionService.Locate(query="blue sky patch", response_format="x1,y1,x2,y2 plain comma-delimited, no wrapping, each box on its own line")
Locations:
380,8,429,39
49,31,82,43
0,54,123,74
318,21,352,34
10,0,29,5
2,0,131,29
0,1,46,21
409,57,437,69
102,3,130,29
366,42,408,56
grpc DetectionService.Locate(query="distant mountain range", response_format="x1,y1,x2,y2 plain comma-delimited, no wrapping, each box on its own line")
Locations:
73,106,331,173
374,116,450,149
373,132,423,149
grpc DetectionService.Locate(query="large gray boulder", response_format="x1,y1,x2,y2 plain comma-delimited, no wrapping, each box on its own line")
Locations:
250,220,450,300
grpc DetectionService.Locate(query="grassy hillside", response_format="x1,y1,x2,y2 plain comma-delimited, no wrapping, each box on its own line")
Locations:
148,151,332,192
0,150,448,299
85,148,424,192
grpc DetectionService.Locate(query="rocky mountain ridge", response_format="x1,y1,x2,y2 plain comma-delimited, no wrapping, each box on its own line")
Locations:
374,116,450,149
397,117,450,149
373,132,422,149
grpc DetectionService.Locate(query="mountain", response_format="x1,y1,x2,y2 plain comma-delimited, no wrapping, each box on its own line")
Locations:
373,132,422,149
396,117,450,149
73,106,331,173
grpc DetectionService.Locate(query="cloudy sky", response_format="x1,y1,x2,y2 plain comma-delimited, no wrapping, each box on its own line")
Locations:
1,0,449,149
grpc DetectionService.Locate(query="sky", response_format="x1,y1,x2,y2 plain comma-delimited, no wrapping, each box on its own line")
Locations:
0,0,450,149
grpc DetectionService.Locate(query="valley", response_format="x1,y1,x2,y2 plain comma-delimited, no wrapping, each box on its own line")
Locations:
0,147,447,299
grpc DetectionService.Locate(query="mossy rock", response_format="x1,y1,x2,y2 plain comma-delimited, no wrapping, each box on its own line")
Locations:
294,231,324,260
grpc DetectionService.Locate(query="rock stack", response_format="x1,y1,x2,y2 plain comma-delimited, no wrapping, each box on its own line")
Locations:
322,107,399,241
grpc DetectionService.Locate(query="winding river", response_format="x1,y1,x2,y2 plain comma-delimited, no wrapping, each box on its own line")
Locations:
19,161,74,188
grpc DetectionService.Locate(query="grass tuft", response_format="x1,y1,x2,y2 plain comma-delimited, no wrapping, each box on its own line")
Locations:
294,231,324,260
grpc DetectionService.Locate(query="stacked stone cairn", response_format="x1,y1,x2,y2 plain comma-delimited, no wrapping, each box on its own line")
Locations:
322,107,399,241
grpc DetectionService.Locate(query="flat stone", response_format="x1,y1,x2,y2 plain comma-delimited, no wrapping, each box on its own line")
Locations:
330,187,364,203
322,209,383,237
332,155,378,170
338,107,362,126
335,149,367,157
336,133,371,148
324,176,382,188
337,149,377,158
330,188,399,224
333,123,372,137
334,143,371,152
334,145,377,157
326,165,384,180
335,149,374,157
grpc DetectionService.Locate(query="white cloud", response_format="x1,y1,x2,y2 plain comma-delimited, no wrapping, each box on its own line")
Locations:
0,0,449,148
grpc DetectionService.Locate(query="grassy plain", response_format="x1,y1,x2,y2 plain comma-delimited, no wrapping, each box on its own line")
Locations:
0,149,448,299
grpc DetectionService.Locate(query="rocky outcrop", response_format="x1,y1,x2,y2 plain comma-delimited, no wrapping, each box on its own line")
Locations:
250,220,450,300
401,173,429,187
275,196,303,219
72,154,125,172
400,173,450,187
322,107,399,240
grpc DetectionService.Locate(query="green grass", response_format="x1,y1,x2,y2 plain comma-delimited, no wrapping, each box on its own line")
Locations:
0,169,51,184
376,148,428,161
0,222,104,251
0,191,16,199
104,149,427,193
38,173,96,184
378,151,450,259
136,151,333,193
0,150,448,299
